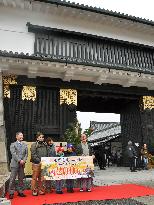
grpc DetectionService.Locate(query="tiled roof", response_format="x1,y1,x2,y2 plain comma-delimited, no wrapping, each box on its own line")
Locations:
90,121,120,133
35,0,154,27
88,121,121,142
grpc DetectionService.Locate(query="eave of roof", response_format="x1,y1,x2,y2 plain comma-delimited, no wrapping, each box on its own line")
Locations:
35,0,154,27
1,50,154,76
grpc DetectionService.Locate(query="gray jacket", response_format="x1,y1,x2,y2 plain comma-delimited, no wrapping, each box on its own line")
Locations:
76,143,92,156
31,141,48,164
47,144,56,157
10,141,28,168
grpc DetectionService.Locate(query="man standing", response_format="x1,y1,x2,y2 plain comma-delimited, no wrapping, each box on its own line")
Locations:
9,132,28,199
76,134,94,192
126,140,137,172
95,145,106,170
31,132,48,196
77,134,91,156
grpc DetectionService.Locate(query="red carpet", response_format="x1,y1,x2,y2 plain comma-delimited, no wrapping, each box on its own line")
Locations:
8,184,154,205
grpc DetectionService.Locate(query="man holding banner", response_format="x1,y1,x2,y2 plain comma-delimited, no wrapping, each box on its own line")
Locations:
41,136,94,193
76,134,94,192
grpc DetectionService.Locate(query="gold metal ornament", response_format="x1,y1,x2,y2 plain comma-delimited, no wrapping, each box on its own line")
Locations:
142,96,154,110
60,89,77,106
3,85,10,98
3,75,17,85
3,75,17,99
22,86,36,101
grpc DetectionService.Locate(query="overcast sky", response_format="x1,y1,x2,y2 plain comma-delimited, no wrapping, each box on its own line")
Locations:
69,0,154,21
72,0,153,132
77,112,120,132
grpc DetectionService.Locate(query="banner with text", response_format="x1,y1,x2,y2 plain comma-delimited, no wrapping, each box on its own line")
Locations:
41,156,94,180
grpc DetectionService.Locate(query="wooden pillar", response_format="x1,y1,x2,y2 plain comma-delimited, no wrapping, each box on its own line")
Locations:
120,100,142,160
60,103,76,138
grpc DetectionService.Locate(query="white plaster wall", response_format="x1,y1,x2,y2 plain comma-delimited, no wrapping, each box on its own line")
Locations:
0,5,154,55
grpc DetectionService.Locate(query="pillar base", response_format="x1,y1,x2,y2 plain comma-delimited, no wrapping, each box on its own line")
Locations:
0,162,9,175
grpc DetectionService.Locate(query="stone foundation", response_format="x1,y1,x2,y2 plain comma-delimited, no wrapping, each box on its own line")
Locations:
0,175,10,197
0,126,9,175
0,74,9,175
0,162,9,175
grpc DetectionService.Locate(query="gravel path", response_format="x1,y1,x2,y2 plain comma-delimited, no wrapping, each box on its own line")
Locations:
44,199,146,205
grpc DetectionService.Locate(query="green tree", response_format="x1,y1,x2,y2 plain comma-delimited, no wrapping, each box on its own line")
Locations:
64,118,82,146
83,127,94,137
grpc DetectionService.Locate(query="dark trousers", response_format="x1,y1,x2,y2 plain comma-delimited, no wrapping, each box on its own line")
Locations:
98,159,106,169
66,179,74,189
136,156,142,169
129,157,136,171
9,165,25,195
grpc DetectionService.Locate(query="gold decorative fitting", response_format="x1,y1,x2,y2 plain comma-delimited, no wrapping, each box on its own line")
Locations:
22,86,36,101
143,96,154,110
60,89,77,106
3,85,10,98
3,75,17,85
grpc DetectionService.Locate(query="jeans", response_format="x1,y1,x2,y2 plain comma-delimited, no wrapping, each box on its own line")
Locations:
56,180,62,191
143,157,148,169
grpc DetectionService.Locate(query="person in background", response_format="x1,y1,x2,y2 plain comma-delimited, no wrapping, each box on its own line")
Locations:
141,143,149,170
31,132,48,196
76,134,94,192
116,150,122,167
134,142,142,170
96,145,106,170
8,132,28,199
46,137,56,193
65,144,76,193
126,140,137,172
55,146,64,194
46,137,56,158
105,145,111,167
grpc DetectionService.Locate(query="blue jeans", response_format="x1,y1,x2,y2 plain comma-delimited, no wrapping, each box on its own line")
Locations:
143,157,148,169
56,180,62,191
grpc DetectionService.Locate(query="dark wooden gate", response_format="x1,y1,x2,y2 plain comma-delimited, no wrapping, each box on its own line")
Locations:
3,83,76,161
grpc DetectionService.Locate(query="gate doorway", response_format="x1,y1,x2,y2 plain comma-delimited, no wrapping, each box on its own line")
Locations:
3,76,154,163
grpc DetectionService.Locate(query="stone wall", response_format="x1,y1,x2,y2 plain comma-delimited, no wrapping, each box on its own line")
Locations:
0,73,9,175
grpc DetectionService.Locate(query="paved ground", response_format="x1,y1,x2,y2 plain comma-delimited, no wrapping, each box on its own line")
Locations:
93,166,154,186
93,166,154,205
